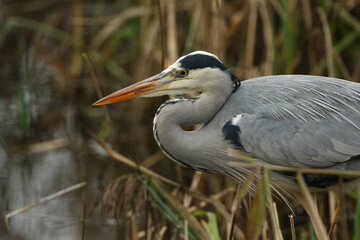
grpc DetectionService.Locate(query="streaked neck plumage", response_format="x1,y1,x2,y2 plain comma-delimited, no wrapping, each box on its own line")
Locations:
152,89,232,171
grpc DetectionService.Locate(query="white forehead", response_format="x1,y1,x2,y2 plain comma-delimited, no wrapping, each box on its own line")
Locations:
164,51,221,71
186,51,220,59
165,62,181,71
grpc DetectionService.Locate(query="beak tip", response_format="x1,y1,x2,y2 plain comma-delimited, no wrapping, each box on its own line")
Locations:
92,99,105,106
92,101,99,106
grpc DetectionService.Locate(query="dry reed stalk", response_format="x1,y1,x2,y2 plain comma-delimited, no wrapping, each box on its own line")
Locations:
262,221,268,240
155,0,166,68
81,187,87,240
2,0,70,14
131,215,139,240
184,219,189,240
269,0,283,19
36,44,70,90
199,0,210,50
5,181,87,227
163,191,209,240
339,7,360,31
166,0,178,63
328,190,337,239
83,54,113,138
83,53,102,99
228,183,241,240
85,126,179,187
296,172,329,240
244,0,258,79
102,176,125,216
259,0,274,75
301,0,318,70
333,51,352,80
133,15,160,84
131,17,159,142
146,212,153,240
91,7,153,49
352,52,360,81
245,174,267,240
224,6,248,51
85,125,245,238
188,189,245,239
70,0,82,77
183,171,202,240
210,0,224,58
301,0,312,29
71,16,112,26
338,178,350,240
288,0,299,17
228,171,258,240
272,203,282,238
141,151,164,168
137,230,145,238
140,0,152,47
318,8,334,77
158,226,167,239
212,186,236,199
265,169,284,240
184,1,202,52
187,187,236,213
328,199,341,238
183,171,202,208
289,214,296,240
8,138,68,154
176,164,184,187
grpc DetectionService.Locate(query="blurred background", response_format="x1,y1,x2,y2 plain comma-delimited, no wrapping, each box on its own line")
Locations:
1,0,360,239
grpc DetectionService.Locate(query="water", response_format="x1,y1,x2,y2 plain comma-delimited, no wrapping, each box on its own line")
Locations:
0,40,118,239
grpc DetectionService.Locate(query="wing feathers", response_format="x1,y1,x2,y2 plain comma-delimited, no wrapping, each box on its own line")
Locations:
224,75,360,168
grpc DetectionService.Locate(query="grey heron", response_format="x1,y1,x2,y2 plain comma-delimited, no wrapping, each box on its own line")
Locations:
93,51,360,188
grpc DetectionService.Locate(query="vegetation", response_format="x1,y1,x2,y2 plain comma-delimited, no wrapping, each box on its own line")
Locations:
1,0,360,239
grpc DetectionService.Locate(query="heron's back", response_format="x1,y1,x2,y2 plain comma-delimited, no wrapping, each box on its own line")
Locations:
215,75,360,170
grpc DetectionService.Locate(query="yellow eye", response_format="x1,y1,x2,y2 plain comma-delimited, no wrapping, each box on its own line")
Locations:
177,69,188,77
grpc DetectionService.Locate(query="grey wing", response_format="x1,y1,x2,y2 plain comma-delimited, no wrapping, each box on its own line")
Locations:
225,75,360,169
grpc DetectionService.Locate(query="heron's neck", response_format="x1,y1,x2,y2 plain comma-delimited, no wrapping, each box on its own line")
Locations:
153,91,229,169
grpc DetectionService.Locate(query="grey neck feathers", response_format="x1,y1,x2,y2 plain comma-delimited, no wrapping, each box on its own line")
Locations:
152,91,230,169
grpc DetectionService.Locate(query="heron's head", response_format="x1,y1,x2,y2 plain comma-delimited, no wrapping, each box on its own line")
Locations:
93,51,240,106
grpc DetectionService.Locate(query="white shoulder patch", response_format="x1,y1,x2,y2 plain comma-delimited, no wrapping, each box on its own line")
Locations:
231,114,244,126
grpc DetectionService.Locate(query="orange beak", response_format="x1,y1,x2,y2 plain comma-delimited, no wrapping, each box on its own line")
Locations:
93,72,169,106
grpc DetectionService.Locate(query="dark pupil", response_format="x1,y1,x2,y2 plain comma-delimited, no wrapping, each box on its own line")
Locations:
180,70,186,76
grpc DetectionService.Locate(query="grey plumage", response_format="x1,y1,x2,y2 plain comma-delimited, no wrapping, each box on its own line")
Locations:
153,74,360,180
94,51,360,188
225,76,360,169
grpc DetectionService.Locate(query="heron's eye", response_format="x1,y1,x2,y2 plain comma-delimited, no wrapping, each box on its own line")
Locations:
177,69,188,77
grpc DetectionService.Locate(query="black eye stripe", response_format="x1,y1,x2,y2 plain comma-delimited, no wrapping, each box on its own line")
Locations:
179,54,227,71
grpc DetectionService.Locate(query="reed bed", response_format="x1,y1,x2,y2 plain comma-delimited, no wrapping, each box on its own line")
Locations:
1,0,360,239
